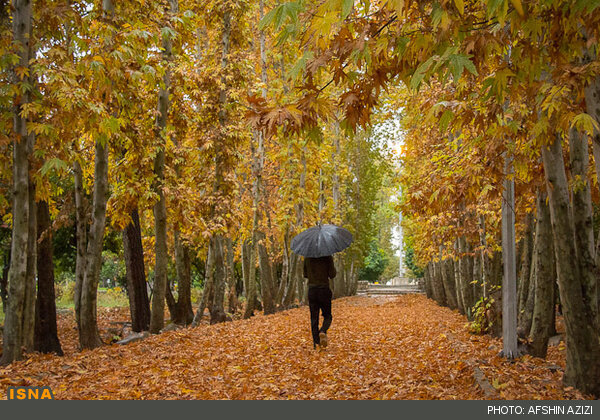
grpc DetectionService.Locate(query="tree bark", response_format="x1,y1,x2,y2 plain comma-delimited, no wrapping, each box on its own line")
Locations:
192,243,214,326
584,71,600,318
569,128,598,328
0,243,9,315
276,229,290,305
33,200,63,355
225,237,237,313
22,180,36,352
472,249,482,303
517,213,535,322
424,263,433,299
171,230,193,325
283,253,299,307
488,250,503,338
518,249,537,339
441,258,458,310
1,0,35,366
542,132,600,396
210,236,228,324
453,243,464,314
78,139,109,349
77,0,116,351
458,240,474,319
241,239,256,317
123,208,150,332
501,153,519,359
529,191,556,358
73,160,86,331
432,259,447,306
257,233,276,314
150,0,177,334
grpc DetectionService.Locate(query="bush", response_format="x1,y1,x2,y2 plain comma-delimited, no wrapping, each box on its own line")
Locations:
468,296,494,335
56,280,76,304
359,240,389,282
191,287,203,304
100,250,126,289
98,286,128,307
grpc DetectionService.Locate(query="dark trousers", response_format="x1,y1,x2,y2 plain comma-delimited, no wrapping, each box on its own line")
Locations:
308,286,332,346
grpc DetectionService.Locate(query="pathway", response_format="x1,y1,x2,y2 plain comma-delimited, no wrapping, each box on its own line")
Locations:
0,295,581,399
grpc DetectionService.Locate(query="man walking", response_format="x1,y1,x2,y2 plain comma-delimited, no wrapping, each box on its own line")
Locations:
303,255,336,349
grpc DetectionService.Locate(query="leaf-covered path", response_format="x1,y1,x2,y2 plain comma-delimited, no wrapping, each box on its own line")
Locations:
0,295,584,399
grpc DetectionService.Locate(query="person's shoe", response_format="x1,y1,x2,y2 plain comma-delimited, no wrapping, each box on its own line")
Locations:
319,332,328,348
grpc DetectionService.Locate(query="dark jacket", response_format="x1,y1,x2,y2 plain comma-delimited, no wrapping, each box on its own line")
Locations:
303,256,336,288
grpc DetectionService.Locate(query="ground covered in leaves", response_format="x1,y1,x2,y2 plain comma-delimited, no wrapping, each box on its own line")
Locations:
0,294,588,399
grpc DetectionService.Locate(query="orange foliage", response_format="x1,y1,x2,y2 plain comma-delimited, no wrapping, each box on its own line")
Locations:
0,295,587,400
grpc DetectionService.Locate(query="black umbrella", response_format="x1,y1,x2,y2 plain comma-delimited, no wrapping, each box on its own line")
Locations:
291,224,353,258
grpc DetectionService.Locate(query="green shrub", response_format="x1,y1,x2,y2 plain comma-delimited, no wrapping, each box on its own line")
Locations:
191,287,203,304
98,286,128,307
468,296,494,335
359,240,389,282
56,280,76,306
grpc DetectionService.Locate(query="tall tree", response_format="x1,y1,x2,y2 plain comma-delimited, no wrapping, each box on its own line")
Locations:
542,132,600,396
150,0,178,334
1,0,36,365
122,209,151,332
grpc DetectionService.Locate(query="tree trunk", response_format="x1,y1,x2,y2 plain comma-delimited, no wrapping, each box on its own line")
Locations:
472,249,482,303
150,0,177,334
459,241,474,319
518,248,537,338
501,153,519,359
210,236,228,324
22,181,36,352
295,150,307,305
257,233,276,314
1,0,34,366
73,160,86,330
569,127,598,328
241,239,256,317
123,209,150,332
192,243,214,326
225,237,237,313
33,200,63,355
441,258,458,310
283,252,299,307
77,0,115,351
453,245,464,314
78,139,109,349
478,214,488,299
488,250,503,338
424,263,433,299
333,255,345,298
517,213,535,322
542,132,600,396
529,191,556,358
0,244,9,315
171,230,193,325
276,229,289,305
432,259,447,306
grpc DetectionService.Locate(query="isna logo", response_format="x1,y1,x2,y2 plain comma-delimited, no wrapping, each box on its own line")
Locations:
7,386,54,400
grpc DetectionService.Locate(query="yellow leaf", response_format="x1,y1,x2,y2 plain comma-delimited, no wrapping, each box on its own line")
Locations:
509,0,524,16
453,0,464,15
388,0,404,15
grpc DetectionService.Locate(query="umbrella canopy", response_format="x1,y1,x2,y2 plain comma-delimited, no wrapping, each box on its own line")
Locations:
291,224,353,258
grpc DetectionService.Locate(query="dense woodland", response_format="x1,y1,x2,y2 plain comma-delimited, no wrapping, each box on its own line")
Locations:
1,0,600,400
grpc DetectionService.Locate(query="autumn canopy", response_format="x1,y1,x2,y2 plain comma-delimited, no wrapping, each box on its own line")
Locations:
1,0,600,400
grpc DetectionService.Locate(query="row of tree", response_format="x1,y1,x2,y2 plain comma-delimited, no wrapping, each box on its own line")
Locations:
249,0,600,398
0,0,396,365
392,1,600,398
